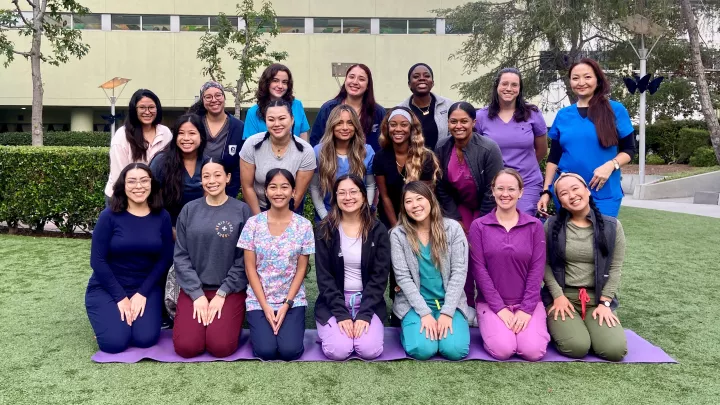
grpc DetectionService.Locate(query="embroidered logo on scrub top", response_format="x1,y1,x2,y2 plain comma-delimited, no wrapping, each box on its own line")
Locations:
372,124,379,133
228,145,237,156
215,221,234,238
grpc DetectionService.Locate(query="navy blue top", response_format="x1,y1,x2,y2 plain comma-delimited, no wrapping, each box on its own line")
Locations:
150,152,204,226
310,99,386,152
88,208,174,302
200,113,244,198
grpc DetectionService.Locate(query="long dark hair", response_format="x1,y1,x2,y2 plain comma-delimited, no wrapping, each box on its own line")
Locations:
569,58,618,147
124,89,163,161
334,63,378,139
110,163,163,213
256,63,295,121
159,114,207,215
550,197,609,263
448,101,477,126
319,174,374,242
252,99,304,152
487,68,539,122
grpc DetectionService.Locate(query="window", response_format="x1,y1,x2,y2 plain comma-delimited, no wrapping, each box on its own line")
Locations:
408,19,435,34
112,15,140,31
73,14,101,30
445,22,472,35
180,16,209,31
46,14,72,28
209,16,238,32
142,15,171,31
277,17,304,33
342,18,370,34
379,19,407,34
314,18,342,33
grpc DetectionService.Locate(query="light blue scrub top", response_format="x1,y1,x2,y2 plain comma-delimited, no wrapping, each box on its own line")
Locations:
242,98,310,139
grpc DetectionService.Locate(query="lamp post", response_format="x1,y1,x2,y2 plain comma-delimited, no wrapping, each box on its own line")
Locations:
99,77,131,137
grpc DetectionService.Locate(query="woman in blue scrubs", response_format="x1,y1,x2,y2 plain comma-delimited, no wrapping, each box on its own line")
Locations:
538,58,635,217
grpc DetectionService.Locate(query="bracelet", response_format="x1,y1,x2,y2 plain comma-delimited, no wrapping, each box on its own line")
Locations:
539,189,552,197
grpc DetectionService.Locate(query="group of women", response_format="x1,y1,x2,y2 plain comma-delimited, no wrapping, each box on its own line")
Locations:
86,57,634,362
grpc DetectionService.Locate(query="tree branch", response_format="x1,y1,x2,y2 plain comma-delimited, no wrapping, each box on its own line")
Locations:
25,0,36,8
11,0,32,27
12,49,31,57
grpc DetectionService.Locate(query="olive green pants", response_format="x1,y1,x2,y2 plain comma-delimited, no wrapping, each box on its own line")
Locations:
546,288,627,361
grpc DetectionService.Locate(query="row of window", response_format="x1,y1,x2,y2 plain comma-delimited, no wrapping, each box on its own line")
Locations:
48,14,469,34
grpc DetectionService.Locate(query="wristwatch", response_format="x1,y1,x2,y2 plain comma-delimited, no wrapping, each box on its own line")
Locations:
601,300,611,308
539,189,552,197
612,159,620,171
216,289,227,298
284,298,294,308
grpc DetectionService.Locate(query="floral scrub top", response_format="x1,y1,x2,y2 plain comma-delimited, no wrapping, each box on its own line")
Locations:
237,212,315,311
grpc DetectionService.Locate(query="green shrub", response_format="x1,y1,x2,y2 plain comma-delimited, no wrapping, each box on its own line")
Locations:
689,147,719,167
678,128,711,163
639,119,707,163
645,154,666,165
0,132,111,147
0,146,109,233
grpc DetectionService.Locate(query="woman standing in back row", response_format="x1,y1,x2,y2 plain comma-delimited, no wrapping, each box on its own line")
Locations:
475,68,548,215
398,63,454,151
538,59,635,217
311,64,386,151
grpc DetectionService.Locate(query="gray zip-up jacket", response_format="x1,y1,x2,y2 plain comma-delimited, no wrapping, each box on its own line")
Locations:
390,218,475,323
398,93,454,145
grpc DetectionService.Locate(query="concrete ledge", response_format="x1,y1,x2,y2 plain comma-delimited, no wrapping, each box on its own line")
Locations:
622,174,664,194
634,171,720,200
694,191,720,205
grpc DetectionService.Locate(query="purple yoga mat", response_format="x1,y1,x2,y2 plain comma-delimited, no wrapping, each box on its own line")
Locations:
91,328,676,364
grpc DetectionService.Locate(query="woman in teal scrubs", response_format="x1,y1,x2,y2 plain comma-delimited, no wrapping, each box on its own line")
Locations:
538,58,635,217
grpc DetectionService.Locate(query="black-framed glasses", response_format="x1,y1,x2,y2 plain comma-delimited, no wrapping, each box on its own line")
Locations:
203,93,225,102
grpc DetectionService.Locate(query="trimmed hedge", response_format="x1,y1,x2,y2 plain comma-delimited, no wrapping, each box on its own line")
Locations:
0,132,111,147
641,120,709,164
0,146,109,233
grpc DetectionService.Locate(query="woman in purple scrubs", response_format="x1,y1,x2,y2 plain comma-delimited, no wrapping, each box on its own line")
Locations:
475,68,548,215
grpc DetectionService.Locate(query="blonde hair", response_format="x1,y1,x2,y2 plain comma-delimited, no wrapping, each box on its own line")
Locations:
397,181,447,269
379,107,441,186
317,105,368,195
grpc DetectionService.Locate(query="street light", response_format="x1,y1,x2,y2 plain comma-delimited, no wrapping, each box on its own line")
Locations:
99,77,131,136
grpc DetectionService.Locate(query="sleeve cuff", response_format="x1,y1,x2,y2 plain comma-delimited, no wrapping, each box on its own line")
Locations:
549,287,564,300
187,289,205,301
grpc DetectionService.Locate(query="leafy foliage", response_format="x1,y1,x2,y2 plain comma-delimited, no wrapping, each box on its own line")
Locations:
0,146,107,233
0,131,110,147
0,0,91,67
689,146,719,167
196,0,288,114
640,120,709,163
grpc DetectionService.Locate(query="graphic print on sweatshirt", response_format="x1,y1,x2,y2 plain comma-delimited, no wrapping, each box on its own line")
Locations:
216,221,234,238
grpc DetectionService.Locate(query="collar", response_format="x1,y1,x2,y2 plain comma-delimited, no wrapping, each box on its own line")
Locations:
479,208,534,227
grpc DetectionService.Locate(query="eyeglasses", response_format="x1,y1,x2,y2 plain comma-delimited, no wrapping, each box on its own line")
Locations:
336,189,361,199
136,106,157,113
126,179,151,188
493,186,520,194
203,93,225,102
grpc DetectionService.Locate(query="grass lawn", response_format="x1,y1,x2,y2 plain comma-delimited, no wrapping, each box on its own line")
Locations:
1,207,719,404
659,166,720,182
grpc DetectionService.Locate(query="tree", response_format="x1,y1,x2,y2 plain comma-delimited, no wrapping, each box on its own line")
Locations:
0,0,90,146
435,0,693,108
679,0,720,164
197,0,288,118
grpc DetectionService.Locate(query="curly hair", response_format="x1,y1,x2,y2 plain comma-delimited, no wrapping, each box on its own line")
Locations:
317,105,368,195
255,63,295,121
379,106,441,186
110,163,163,213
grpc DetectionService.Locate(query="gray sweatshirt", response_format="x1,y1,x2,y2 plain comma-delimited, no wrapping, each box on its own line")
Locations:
174,197,252,300
390,218,476,323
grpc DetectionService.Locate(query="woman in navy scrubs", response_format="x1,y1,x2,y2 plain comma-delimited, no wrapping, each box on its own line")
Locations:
538,58,635,217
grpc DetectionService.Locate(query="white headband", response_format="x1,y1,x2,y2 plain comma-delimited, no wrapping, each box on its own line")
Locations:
389,109,412,123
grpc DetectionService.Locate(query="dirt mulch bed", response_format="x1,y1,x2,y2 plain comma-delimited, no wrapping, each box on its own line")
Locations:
0,226,91,239
623,164,691,175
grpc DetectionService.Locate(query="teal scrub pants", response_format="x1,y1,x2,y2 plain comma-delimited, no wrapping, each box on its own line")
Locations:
400,308,470,360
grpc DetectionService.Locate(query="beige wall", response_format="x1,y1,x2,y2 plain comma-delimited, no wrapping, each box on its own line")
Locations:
1,0,486,112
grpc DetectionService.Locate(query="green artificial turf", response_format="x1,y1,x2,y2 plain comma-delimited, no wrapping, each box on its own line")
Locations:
1,207,719,404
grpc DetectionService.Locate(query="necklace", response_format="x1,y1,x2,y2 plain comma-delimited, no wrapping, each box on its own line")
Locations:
411,99,431,116
273,143,289,159
396,160,406,181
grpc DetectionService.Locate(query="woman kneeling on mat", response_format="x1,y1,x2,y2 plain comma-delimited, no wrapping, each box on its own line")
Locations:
469,168,549,361
314,174,391,360
543,172,627,361
390,181,474,360
173,158,252,358
87,163,173,353
238,169,315,361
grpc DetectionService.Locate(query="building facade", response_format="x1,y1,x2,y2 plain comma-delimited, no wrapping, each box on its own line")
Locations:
0,0,482,132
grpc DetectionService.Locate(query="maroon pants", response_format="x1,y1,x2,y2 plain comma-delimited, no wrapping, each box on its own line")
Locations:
173,289,246,358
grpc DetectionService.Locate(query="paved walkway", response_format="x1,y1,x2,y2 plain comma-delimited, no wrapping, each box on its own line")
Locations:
621,196,720,219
